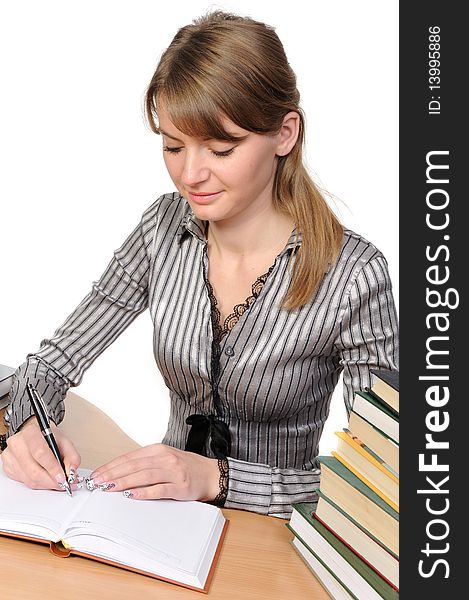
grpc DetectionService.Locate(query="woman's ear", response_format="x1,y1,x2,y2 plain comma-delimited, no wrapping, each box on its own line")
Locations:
275,111,300,157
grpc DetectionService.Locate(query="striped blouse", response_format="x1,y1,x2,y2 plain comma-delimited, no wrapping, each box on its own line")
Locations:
6,192,399,518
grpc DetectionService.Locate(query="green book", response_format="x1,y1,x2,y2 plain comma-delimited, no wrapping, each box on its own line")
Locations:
320,456,398,520
319,456,398,556
352,391,399,444
358,390,398,421
288,503,399,600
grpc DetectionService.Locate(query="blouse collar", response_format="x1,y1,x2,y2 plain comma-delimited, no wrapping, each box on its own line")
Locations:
176,195,302,254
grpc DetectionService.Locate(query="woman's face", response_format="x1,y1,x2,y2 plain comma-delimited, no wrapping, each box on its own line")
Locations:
158,103,282,226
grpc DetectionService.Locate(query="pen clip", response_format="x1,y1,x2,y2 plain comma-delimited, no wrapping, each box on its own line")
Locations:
26,383,51,430
32,387,50,419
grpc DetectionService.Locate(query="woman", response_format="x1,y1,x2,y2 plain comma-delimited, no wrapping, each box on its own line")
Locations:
1,11,398,518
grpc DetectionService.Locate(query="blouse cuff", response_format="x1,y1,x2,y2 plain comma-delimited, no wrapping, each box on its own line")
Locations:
5,357,70,435
224,457,273,515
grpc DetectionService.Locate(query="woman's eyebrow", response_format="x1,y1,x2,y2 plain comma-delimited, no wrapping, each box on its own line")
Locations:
159,128,183,142
159,127,248,143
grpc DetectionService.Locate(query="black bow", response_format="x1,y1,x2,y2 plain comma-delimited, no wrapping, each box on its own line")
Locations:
185,413,231,458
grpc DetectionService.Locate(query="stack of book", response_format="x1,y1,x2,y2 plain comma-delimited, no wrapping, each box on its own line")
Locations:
288,369,399,600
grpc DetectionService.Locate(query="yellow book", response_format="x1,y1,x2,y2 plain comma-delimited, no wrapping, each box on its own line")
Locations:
337,431,398,482
332,437,399,513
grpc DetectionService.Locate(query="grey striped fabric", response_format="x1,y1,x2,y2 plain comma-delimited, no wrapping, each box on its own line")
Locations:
6,192,399,518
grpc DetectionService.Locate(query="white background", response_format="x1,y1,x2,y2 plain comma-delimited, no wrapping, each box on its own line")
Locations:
0,1,398,454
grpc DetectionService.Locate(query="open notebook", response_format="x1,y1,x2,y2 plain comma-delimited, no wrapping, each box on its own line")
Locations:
0,464,227,592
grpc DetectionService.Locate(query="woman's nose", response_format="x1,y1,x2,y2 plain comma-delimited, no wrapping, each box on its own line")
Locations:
181,150,210,187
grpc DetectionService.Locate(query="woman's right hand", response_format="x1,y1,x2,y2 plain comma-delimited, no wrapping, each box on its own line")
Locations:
1,418,81,491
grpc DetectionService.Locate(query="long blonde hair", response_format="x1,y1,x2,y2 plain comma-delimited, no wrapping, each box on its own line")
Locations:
145,11,343,309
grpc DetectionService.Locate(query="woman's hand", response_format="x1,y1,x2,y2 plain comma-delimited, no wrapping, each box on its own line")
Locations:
1,418,81,491
88,444,221,502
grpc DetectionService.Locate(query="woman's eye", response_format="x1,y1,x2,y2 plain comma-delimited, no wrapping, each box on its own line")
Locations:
163,146,183,154
163,145,235,157
211,147,235,158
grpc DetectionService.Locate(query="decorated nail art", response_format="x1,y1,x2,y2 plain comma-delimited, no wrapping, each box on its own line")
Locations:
68,468,76,484
123,490,133,499
97,482,116,492
85,478,96,491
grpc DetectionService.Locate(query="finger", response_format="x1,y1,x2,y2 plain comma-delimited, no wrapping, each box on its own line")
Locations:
28,437,71,488
68,467,86,485
91,444,163,478
70,480,85,491
1,448,27,483
92,456,164,484
7,439,63,490
55,431,81,477
123,483,179,500
5,424,68,490
90,467,175,492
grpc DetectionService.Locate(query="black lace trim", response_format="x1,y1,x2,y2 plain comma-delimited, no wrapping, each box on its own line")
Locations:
206,263,275,343
207,458,229,506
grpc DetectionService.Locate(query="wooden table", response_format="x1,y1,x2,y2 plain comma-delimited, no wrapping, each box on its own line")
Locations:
0,393,328,599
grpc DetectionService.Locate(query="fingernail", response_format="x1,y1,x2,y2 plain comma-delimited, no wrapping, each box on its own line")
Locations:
92,475,104,485
58,481,68,491
85,478,96,491
98,482,116,492
123,490,134,499
68,468,76,483
55,473,66,484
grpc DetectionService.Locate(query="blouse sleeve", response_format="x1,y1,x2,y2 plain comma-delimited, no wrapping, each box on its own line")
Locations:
335,254,399,413
5,211,154,434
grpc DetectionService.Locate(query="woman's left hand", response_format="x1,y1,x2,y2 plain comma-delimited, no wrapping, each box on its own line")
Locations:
88,444,221,502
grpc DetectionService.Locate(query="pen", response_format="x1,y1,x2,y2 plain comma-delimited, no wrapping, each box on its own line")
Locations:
26,383,73,497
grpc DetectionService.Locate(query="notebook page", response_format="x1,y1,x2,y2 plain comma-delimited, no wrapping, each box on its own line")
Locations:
0,464,91,541
65,512,225,589
63,490,223,574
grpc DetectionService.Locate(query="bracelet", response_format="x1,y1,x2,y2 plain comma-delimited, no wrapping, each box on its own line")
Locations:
209,458,229,507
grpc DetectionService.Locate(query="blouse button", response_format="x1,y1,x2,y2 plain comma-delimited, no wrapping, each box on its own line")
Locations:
225,346,235,357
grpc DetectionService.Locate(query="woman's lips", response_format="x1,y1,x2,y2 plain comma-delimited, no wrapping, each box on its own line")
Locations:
187,191,222,204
